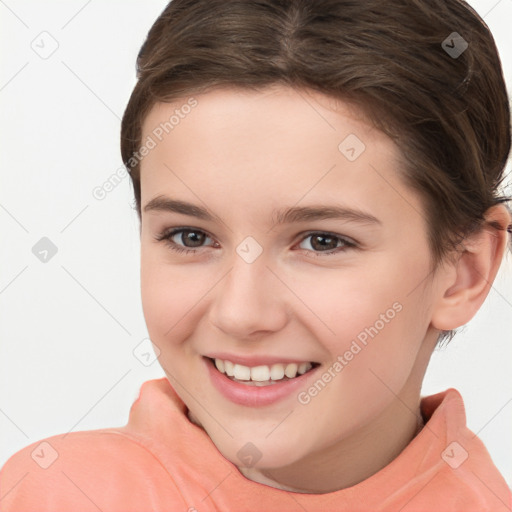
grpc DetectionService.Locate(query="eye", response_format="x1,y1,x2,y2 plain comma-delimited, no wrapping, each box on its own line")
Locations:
154,227,218,255
154,227,357,257
295,232,357,257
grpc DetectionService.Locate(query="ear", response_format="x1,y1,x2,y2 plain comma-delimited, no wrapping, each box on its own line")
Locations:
431,204,511,331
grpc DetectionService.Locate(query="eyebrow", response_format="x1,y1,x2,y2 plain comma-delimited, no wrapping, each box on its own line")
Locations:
143,195,381,227
144,196,220,221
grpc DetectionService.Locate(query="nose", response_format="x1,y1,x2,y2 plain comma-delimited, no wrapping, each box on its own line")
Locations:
207,250,289,340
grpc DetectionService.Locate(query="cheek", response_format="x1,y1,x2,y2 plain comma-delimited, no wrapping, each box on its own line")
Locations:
287,259,403,346
295,303,424,441
327,308,424,436
296,257,428,406
140,248,207,348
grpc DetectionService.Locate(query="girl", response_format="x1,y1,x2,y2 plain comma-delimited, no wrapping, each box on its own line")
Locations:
1,0,511,510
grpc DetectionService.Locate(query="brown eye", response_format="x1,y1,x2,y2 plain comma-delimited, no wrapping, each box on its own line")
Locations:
155,227,217,255
297,232,356,256
178,229,207,248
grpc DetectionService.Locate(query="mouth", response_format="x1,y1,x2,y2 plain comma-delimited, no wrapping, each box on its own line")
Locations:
204,355,322,406
205,356,321,387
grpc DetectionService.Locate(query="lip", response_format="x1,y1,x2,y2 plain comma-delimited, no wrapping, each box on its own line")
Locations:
203,356,321,407
204,352,317,367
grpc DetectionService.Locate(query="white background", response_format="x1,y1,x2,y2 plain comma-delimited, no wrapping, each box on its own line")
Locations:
1,0,511,487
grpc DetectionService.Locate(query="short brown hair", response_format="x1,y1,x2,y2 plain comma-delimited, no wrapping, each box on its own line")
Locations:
120,0,511,342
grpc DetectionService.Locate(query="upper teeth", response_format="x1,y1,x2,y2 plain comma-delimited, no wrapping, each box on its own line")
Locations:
214,358,313,381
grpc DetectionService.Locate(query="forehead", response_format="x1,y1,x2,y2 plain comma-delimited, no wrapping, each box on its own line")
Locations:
139,86,422,229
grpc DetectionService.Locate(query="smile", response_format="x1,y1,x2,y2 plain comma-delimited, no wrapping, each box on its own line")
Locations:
204,357,321,407
212,357,319,384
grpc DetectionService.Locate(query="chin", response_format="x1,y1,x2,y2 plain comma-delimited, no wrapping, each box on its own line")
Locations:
216,438,305,471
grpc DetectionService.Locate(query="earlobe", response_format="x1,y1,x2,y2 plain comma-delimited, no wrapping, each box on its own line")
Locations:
431,204,511,331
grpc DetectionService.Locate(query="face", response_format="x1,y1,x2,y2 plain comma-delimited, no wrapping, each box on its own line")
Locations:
139,85,441,478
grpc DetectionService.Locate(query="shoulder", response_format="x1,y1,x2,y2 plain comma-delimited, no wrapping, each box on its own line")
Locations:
417,388,512,511
0,429,186,512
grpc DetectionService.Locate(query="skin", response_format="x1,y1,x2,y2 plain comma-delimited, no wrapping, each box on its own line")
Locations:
138,84,510,493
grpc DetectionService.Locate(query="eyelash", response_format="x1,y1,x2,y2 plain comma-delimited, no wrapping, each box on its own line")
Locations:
154,227,358,258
